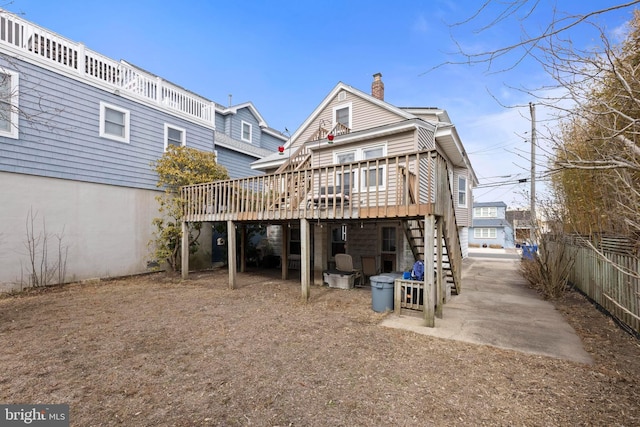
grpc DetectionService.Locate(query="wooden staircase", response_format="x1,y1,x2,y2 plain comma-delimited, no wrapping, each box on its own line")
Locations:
268,145,313,210
402,219,459,295
275,145,312,174
401,164,462,295
271,119,351,210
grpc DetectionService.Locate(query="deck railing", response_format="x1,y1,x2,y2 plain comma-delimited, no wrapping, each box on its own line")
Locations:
182,150,455,222
0,10,215,125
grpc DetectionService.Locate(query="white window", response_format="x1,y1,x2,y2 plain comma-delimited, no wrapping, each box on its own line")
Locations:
164,123,186,151
474,228,497,239
333,144,387,192
361,146,386,190
333,102,352,131
363,146,384,159
0,70,19,139
241,121,252,143
100,102,130,143
336,151,355,164
458,176,467,207
361,166,385,191
474,207,497,218
336,150,356,191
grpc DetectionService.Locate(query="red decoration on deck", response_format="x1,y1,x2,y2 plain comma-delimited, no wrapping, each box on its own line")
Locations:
327,134,334,142
278,146,285,155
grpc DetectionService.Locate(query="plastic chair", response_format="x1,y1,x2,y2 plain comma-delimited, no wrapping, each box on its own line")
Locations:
334,254,363,286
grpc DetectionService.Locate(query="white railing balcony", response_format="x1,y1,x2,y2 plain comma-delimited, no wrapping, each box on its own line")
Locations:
0,10,214,125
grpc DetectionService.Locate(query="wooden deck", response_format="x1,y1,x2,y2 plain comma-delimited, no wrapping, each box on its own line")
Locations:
182,150,448,223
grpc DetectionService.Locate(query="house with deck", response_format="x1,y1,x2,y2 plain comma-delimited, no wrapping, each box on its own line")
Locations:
0,10,285,289
180,73,478,326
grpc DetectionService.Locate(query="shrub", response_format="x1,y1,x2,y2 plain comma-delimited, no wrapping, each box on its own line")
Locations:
519,236,574,299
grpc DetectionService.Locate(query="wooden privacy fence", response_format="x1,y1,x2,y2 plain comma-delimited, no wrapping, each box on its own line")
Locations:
549,240,640,336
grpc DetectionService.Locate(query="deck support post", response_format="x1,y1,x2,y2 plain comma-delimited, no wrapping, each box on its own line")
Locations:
181,221,189,279
281,224,289,280
435,217,444,319
240,224,246,273
424,215,435,327
300,218,311,302
227,220,237,289
313,223,328,286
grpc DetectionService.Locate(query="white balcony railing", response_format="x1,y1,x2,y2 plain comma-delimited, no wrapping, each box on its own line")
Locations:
0,10,214,125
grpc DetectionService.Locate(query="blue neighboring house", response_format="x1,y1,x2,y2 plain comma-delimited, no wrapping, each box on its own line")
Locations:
468,201,515,248
0,10,286,289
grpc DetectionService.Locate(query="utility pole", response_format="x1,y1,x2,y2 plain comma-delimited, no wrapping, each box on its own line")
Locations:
529,102,536,244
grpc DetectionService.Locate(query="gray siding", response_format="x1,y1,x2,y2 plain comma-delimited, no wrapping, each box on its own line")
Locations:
261,132,285,153
0,58,214,190
216,146,264,179
215,112,226,133
232,107,261,146
453,167,471,227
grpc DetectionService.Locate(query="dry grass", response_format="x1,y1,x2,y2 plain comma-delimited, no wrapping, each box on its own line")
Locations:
0,268,638,426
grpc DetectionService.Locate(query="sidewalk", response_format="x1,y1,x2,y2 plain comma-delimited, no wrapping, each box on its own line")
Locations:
381,253,593,364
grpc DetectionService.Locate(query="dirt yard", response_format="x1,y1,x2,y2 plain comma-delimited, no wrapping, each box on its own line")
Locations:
0,268,638,426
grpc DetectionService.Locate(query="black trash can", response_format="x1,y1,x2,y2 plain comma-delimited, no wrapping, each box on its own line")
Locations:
370,275,395,312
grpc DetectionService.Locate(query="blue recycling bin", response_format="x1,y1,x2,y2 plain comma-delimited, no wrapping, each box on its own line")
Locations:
521,244,538,260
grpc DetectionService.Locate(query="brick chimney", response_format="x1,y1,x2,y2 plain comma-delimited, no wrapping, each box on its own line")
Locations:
371,72,384,100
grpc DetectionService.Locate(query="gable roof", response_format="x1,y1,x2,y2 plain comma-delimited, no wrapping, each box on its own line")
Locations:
216,102,269,128
251,79,478,181
287,82,415,144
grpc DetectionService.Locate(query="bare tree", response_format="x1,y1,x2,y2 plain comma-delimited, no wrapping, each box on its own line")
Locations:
439,1,640,73
21,208,68,288
0,59,65,135
442,1,640,285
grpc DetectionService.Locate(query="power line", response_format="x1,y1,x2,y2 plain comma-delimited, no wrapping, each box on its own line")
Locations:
475,174,549,189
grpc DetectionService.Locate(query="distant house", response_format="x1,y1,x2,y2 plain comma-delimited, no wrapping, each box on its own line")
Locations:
0,10,285,289
505,209,533,245
469,202,515,248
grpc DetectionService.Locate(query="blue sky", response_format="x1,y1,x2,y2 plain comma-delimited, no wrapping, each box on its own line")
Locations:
5,0,638,207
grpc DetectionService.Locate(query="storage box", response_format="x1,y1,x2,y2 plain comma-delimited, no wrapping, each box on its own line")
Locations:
323,271,356,289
